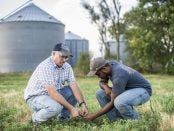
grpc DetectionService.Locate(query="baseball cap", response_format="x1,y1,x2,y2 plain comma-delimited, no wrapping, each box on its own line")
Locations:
53,43,73,57
87,57,108,76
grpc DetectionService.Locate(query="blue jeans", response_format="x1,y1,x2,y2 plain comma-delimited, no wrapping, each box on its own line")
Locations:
96,88,150,121
27,86,76,123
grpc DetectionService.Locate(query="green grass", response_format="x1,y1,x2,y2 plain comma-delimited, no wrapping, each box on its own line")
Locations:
0,73,174,131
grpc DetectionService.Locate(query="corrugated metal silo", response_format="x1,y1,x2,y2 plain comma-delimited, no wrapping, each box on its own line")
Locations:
107,35,127,63
65,31,89,67
0,3,65,73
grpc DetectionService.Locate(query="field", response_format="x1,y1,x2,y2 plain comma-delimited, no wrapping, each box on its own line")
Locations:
0,73,174,131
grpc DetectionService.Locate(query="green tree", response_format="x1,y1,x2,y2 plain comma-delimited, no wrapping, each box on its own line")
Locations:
124,0,174,73
81,0,122,61
74,52,91,76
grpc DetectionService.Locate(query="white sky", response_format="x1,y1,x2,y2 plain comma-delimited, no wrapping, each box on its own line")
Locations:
0,0,137,56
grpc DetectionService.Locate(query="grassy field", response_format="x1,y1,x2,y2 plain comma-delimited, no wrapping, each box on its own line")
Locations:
0,73,174,131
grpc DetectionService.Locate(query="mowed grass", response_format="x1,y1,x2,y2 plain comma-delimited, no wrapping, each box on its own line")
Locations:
0,73,174,131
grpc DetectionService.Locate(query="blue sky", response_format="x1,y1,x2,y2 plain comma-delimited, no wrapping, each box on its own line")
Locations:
0,0,137,56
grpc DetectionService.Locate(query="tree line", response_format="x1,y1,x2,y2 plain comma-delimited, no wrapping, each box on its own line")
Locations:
81,0,174,74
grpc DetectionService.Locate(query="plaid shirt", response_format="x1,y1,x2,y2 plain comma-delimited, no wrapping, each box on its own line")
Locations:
24,56,75,100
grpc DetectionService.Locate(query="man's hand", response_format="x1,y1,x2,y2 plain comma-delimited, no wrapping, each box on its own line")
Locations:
83,113,96,121
70,107,80,118
99,81,107,89
69,81,88,117
99,82,112,96
79,103,88,117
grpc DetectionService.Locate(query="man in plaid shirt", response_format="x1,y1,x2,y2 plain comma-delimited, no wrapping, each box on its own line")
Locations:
24,43,88,124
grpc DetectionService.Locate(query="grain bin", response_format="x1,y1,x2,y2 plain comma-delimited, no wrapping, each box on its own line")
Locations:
0,3,65,73
65,31,89,67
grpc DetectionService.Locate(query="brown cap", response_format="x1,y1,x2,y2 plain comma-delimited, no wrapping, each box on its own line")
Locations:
87,57,108,76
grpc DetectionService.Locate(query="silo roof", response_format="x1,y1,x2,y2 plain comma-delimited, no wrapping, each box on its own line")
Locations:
0,3,64,24
65,31,82,40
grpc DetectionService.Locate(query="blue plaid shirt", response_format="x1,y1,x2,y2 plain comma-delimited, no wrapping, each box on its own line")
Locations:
24,56,75,100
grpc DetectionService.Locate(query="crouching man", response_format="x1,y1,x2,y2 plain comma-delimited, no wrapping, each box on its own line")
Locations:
24,43,88,124
85,57,152,121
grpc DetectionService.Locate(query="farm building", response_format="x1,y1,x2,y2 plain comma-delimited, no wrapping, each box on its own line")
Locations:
65,31,89,67
104,35,128,63
0,3,65,73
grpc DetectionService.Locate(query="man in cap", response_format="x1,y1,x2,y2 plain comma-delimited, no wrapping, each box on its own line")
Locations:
84,57,152,121
24,43,88,124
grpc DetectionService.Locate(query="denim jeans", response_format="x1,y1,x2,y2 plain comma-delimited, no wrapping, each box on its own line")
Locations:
27,86,76,123
96,88,150,121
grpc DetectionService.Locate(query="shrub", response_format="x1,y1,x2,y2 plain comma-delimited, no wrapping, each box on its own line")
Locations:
74,52,91,76
104,53,117,60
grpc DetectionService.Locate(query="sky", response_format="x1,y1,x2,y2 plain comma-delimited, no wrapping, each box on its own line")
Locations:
0,0,138,56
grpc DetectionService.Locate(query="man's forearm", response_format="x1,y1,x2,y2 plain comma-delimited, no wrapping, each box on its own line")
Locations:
70,82,85,104
45,85,74,111
93,102,114,119
92,92,119,120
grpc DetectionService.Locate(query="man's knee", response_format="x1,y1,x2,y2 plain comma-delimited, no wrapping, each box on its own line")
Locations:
114,98,127,112
96,89,105,99
47,102,63,115
60,87,76,106
60,87,73,99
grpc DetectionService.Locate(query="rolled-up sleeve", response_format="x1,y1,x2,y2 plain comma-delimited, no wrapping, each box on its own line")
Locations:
67,67,75,82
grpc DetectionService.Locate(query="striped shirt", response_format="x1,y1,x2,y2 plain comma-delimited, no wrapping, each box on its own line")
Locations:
24,56,75,100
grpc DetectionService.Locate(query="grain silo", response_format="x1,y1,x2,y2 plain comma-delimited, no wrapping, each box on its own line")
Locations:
0,3,65,73
107,35,127,63
65,31,89,67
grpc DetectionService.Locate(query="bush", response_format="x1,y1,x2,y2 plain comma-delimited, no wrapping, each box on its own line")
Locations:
104,53,117,60
74,52,91,76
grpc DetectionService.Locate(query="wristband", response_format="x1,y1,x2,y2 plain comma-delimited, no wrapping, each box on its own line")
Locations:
79,101,86,107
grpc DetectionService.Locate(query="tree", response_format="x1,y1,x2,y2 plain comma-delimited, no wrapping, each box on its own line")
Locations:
124,0,174,73
74,52,91,76
81,0,122,61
